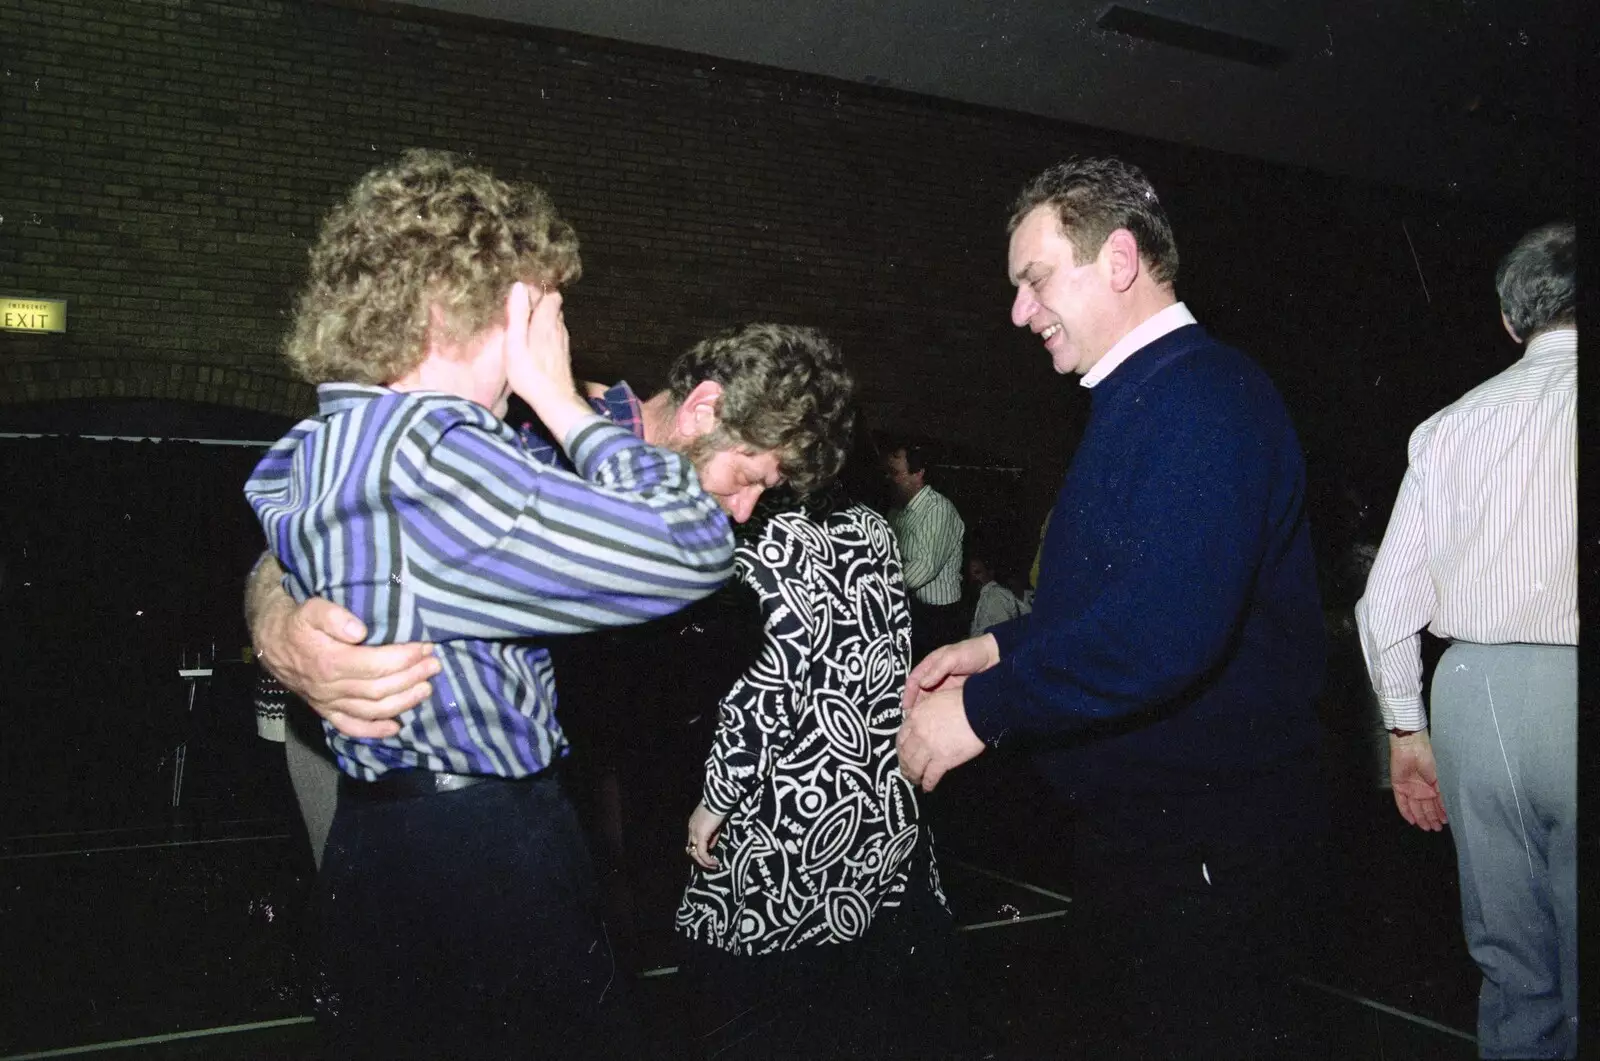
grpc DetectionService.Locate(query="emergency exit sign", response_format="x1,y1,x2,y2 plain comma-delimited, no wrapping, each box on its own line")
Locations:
1,296,67,333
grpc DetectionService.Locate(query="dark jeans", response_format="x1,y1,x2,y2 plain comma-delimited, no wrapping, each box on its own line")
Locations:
317,771,644,1060
1071,815,1328,1060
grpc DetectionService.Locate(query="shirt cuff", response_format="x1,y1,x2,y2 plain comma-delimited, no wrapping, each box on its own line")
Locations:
1377,696,1427,732
962,623,1031,747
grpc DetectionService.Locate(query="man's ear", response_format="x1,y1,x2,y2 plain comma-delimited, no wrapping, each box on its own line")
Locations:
1500,311,1524,345
674,379,724,439
1103,229,1141,293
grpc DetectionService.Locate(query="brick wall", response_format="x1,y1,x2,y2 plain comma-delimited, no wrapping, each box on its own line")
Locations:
0,0,1541,501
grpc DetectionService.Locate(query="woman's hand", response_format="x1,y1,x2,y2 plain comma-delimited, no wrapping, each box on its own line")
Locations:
685,802,727,870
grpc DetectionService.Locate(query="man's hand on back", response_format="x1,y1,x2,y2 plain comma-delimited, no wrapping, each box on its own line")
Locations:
897,687,986,792
902,634,1000,712
250,562,438,739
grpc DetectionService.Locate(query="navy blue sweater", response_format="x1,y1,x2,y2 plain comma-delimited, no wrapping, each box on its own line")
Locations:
964,324,1324,841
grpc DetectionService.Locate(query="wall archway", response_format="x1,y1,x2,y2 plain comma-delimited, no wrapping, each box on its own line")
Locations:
0,358,312,421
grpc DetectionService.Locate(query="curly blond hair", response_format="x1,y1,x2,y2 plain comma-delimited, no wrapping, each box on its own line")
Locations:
284,149,582,385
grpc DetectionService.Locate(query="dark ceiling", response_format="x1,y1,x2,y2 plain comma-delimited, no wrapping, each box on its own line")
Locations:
382,0,1577,205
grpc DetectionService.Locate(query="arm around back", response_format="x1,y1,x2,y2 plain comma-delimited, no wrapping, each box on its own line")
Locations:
245,552,438,738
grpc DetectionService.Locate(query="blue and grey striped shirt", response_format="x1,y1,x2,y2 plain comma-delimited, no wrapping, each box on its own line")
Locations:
245,382,735,780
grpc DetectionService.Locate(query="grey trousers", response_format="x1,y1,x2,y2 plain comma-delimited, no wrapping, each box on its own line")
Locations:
284,702,340,871
1431,642,1577,1059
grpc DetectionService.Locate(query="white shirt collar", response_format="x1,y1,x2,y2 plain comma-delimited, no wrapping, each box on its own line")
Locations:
1522,326,1576,364
1081,301,1198,388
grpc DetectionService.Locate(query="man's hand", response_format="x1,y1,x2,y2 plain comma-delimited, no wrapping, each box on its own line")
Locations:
897,687,985,792
249,560,439,739
685,802,727,871
1390,731,1449,831
902,634,1000,712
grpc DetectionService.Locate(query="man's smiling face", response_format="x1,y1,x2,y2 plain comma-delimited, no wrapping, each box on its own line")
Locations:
1007,205,1114,376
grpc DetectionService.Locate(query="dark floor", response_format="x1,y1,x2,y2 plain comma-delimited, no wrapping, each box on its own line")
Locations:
0,690,1570,1061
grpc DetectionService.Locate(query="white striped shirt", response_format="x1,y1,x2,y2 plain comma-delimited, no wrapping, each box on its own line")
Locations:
970,579,1030,636
1355,328,1576,731
888,484,965,606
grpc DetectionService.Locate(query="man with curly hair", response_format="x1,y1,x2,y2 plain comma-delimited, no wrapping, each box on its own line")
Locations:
243,149,851,1058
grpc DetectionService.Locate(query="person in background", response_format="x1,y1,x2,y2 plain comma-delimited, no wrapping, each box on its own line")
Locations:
884,442,966,660
251,669,338,869
966,552,1030,636
1355,221,1577,1059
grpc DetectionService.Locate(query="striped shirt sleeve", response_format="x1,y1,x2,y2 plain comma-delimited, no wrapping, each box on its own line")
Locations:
1353,444,1436,731
393,405,735,640
1355,330,1577,733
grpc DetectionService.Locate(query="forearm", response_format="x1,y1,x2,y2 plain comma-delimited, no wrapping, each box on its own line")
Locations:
702,743,756,816
701,693,782,814
1354,640,1429,730
244,553,292,664
972,567,1249,742
565,420,735,585
398,421,734,641
965,525,1258,742
1356,618,1427,730
541,401,606,457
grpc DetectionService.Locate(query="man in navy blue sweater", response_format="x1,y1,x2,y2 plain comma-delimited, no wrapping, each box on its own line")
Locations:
899,157,1326,1058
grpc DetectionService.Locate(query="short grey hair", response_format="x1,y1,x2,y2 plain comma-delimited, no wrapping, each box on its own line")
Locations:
1009,157,1179,286
1495,221,1575,339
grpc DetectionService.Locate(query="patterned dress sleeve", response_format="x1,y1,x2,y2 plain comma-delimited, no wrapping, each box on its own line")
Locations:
701,516,813,816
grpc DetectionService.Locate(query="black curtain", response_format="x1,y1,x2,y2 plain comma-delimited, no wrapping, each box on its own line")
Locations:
0,437,269,834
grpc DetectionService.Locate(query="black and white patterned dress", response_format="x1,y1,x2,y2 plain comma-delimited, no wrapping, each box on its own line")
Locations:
676,504,944,955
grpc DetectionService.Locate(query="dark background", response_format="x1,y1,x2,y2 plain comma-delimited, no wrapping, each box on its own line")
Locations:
0,0,1581,1056
0,0,1558,606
